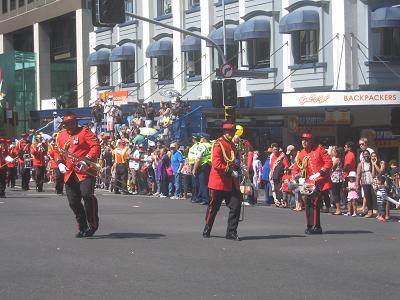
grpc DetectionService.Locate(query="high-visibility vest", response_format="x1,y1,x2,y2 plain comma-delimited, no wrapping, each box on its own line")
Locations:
188,142,200,165
200,142,212,166
114,147,128,164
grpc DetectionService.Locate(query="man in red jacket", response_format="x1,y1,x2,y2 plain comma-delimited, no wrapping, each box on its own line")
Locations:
203,123,242,241
55,113,101,238
48,135,64,195
292,133,332,234
6,140,18,188
16,132,32,190
30,134,48,192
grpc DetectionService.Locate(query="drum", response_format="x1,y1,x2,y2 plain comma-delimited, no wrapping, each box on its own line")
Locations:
23,154,32,169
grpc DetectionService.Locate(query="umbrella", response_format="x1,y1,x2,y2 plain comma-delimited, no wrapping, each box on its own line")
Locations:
159,89,182,98
139,127,157,136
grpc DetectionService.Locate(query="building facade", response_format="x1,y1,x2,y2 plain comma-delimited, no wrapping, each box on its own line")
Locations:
0,0,92,134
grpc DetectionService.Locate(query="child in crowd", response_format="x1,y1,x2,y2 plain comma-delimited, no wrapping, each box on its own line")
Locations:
346,171,358,217
375,175,388,222
281,168,295,209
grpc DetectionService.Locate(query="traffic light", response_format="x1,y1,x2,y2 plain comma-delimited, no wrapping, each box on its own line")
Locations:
391,107,400,135
92,0,126,27
211,80,223,108
223,79,237,107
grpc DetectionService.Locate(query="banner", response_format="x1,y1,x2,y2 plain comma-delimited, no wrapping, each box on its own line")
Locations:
282,91,400,107
109,91,128,106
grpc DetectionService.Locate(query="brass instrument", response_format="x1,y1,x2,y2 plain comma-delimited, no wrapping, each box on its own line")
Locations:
55,145,102,173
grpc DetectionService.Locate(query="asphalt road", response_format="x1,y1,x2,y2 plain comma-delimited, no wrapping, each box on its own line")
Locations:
0,185,399,300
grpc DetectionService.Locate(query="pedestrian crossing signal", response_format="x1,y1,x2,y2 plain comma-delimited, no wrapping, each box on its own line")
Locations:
92,0,126,27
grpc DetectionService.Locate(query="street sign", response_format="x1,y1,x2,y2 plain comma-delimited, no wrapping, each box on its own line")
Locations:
220,64,234,78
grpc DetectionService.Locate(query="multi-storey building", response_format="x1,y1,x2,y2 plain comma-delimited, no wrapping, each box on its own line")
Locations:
88,0,400,159
0,0,92,133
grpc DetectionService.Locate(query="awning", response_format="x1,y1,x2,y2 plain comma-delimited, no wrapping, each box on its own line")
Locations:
146,39,173,58
206,26,237,47
371,6,400,28
279,10,319,33
181,35,201,52
86,49,111,66
109,44,135,62
234,18,270,41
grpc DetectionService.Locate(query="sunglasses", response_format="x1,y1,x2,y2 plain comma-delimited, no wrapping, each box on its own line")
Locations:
359,143,365,146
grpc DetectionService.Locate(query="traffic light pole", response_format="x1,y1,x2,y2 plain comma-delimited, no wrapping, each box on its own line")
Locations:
125,12,227,65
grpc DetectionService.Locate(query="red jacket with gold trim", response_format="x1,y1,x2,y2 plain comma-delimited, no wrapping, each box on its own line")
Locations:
208,136,240,192
292,145,333,192
30,143,47,167
54,127,101,182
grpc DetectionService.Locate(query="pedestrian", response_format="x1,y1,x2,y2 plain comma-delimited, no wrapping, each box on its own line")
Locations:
345,171,358,216
261,148,273,206
203,123,242,241
54,113,101,238
53,111,63,133
252,150,263,205
170,142,184,199
292,133,333,234
356,150,374,218
269,143,290,207
374,175,388,222
330,146,345,215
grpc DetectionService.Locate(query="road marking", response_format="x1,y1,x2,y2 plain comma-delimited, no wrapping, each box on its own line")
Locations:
131,205,140,208
0,202,5,204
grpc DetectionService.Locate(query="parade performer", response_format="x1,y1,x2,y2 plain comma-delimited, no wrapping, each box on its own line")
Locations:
292,133,332,234
16,132,32,190
0,138,9,198
203,123,242,241
6,140,18,188
30,134,48,192
48,135,64,195
54,113,101,238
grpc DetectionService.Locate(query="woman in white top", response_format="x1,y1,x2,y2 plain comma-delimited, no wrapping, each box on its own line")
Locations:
252,151,263,205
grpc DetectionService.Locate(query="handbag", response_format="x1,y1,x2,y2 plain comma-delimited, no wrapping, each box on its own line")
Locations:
166,165,173,176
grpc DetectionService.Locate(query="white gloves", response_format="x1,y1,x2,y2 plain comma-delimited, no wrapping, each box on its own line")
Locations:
5,156,14,163
58,163,68,174
79,161,88,171
232,170,239,178
298,178,306,185
309,172,321,181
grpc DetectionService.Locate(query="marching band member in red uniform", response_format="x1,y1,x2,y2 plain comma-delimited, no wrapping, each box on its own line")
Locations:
6,140,17,188
0,138,9,198
16,132,32,190
203,123,242,241
292,133,333,234
48,136,64,195
30,134,48,192
54,113,101,238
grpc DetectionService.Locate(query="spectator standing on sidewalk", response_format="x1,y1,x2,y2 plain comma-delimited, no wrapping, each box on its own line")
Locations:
170,142,184,199
331,146,345,215
261,148,273,206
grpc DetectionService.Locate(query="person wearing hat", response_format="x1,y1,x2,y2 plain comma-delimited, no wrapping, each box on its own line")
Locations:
292,133,333,234
53,111,63,133
47,134,64,195
203,123,242,241
112,139,130,195
54,112,101,238
170,142,184,199
346,171,359,217
30,134,48,192
16,132,32,190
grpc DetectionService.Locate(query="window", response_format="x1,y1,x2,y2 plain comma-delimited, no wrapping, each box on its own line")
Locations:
157,0,171,17
125,0,134,21
10,0,16,10
246,39,270,69
121,60,135,84
186,50,201,78
155,56,173,81
28,0,33,3
378,27,400,60
19,0,24,7
292,30,319,64
216,45,239,69
97,65,110,87
2,0,7,13
190,0,200,7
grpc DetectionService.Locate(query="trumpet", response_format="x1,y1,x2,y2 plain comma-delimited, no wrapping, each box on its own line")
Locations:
56,146,102,172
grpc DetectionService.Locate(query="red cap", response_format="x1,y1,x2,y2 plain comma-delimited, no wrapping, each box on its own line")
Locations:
0,138,5,143
63,115,77,122
301,133,313,139
223,123,235,130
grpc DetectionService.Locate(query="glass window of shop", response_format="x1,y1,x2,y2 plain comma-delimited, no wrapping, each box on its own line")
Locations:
121,59,135,84
157,0,172,17
246,38,270,69
155,56,173,82
292,30,319,64
186,50,202,78
97,64,111,87
378,27,400,60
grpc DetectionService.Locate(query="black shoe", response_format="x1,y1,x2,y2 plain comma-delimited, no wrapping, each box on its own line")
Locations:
122,192,131,195
75,230,86,238
310,227,323,234
0,194,5,198
203,225,211,238
304,227,312,235
226,232,241,241
83,227,97,237
114,191,121,195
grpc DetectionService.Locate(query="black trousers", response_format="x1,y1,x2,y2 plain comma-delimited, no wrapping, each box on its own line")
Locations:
205,187,242,235
21,168,31,190
7,167,16,188
0,169,6,197
305,191,322,228
115,164,128,193
54,168,65,194
34,166,46,192
65,173,99,232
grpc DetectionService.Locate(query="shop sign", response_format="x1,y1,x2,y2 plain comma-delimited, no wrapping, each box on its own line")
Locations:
109,91,129,106
41,98,57,110
282,91,400,107
298,115,326,126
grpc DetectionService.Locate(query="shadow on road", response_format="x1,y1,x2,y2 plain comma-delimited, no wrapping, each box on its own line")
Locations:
324,230,373,235
5,196,48,199
89,232,166,239
240,235,306,240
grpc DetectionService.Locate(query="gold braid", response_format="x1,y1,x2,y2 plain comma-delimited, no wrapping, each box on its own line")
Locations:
295,152,310,178
211,141,235,164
